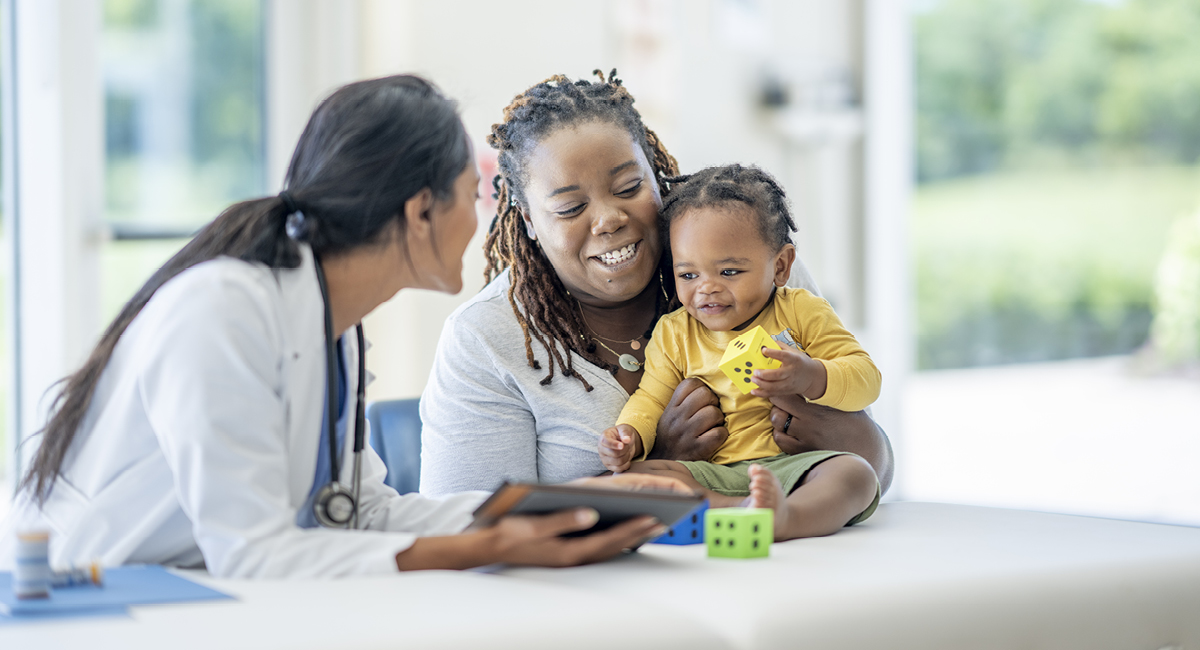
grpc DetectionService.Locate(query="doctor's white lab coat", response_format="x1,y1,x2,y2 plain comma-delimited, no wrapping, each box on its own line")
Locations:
0,245,486,578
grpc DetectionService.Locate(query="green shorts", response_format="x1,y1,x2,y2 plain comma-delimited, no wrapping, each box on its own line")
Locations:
678,451,880,526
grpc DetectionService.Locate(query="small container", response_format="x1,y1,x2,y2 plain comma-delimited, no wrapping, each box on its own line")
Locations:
51,561,105,588
13,530,52,600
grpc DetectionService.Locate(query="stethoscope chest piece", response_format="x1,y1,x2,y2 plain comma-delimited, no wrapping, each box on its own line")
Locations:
313,481,357,528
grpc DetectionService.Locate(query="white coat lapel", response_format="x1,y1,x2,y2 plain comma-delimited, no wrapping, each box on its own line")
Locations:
274,245,328,505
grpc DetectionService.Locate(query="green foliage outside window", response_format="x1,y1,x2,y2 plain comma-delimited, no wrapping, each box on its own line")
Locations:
1148,206,1200,367
916,0,1200,183
103,0,265,227
914,0,1200,369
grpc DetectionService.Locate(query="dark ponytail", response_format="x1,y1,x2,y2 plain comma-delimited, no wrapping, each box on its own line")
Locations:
22,74,470,503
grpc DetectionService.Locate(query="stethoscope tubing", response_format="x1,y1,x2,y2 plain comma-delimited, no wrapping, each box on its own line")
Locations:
313,254,367,529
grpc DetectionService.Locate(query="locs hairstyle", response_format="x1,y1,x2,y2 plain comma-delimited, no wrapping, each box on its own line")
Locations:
484,69,679,391
23,75,470,502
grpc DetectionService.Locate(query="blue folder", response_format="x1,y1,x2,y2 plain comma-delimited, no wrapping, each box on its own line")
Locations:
0,564,233,624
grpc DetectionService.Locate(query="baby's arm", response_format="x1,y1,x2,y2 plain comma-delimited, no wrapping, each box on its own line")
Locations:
751,291,881,412
600,320,686,466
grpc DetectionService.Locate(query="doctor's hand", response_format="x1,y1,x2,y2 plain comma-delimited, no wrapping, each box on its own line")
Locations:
488,509,667,567
394,509,668,571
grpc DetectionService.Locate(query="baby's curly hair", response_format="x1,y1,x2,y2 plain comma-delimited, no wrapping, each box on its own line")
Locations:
661,164,797,250
484,69,680,390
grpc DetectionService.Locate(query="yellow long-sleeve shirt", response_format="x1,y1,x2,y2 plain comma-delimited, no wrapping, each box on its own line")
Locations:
618,288,881,465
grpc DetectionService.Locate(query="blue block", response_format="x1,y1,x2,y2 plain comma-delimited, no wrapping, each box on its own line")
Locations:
650,501,709,545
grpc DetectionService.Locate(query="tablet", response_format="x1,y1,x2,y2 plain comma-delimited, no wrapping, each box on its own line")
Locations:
468,482,705,538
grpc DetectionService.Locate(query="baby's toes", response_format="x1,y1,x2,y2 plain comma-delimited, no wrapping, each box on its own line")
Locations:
746,467,775,508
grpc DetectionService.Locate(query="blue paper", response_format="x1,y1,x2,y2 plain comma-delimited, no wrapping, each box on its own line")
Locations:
0,605,128,627
0,564,233,617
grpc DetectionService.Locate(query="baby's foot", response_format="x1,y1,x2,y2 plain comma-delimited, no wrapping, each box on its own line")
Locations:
743,464,789,541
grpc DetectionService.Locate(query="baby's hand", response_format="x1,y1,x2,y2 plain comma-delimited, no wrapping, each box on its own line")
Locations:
751,346,827,400
598,424,643,473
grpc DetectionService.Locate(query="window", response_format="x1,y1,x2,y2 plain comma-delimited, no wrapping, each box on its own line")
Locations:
906,0,1200,525
101,0,266,322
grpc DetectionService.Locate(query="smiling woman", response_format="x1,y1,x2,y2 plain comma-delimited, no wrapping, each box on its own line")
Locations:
419,72,895,495
521,121,664,358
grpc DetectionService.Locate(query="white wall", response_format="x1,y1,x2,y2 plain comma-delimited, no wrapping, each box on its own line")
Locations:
265,0,363,190
354,0,616,402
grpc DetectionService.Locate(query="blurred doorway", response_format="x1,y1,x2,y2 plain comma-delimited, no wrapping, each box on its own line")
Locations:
904,0,1200,525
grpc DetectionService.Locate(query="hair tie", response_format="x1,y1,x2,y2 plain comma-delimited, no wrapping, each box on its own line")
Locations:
279,191,299,216
280,191,310,242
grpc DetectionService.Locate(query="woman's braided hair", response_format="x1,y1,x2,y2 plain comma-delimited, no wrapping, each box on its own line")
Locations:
484,69,679,390
660,164,798,250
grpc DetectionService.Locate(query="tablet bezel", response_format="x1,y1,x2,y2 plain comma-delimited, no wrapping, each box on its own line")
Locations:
468,482,705,538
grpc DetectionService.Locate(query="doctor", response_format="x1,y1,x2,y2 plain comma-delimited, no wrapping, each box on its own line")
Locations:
0,75,675,578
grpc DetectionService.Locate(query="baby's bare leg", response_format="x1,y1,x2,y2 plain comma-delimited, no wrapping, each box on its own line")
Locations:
625,460,745,508
747,456,877,541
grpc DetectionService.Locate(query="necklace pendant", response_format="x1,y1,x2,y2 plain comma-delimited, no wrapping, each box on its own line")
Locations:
618,353,643,372
630,340,641,351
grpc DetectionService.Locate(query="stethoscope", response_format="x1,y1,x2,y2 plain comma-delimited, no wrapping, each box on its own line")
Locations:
311,255,367,529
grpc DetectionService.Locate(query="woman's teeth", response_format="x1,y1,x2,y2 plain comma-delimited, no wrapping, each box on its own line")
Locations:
598,242,637,266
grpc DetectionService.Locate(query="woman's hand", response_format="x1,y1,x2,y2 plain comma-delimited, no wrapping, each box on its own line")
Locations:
767,396,894,494
394,509,667,571
650,378,729,461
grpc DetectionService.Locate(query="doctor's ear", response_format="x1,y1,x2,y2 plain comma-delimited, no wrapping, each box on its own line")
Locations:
404,188,435,222
402,188,436,239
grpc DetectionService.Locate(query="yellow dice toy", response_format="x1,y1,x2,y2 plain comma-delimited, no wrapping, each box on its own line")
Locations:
720,326,782,394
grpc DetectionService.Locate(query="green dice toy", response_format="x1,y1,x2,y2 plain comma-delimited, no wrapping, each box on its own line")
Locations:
705,507,773,558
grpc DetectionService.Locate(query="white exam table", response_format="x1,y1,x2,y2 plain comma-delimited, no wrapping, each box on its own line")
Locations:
3,502,1197,649
504,502,1200,650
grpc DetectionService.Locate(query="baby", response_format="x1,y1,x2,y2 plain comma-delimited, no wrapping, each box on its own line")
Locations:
599,164,881,541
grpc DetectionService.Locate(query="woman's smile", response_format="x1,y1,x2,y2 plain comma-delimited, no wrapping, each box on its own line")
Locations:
523,120,662,306
592,240,641,268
